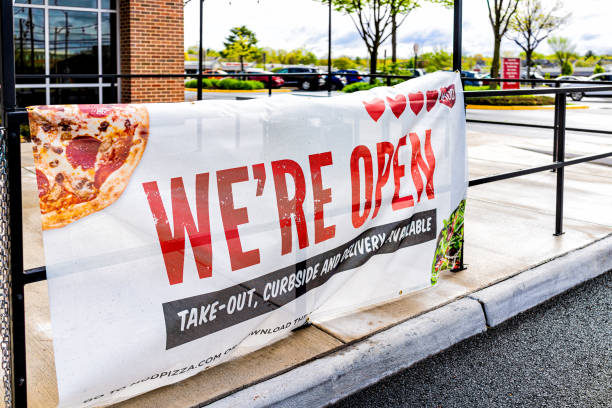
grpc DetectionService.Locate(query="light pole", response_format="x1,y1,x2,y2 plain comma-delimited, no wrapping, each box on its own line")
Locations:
383,49,387,72
197,0,204,100
452,0,462,72
327,0,332,94
413,43,419,73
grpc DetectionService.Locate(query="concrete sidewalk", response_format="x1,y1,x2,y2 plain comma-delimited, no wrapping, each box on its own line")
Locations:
18,123,612,407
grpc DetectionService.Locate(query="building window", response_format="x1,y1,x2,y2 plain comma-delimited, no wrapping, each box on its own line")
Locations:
13,0,118,107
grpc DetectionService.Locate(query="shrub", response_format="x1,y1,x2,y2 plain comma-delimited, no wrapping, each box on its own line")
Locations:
218,78,264,90
342,82,381,93
464,85,499,91
184,77,263,90
593,64,605,74
561,61,573,75
466,95,555,106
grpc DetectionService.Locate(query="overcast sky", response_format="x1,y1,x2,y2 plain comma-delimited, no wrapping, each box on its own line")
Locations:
184,0,611,58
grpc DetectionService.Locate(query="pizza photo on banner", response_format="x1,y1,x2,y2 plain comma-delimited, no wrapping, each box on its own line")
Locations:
27,71,467,407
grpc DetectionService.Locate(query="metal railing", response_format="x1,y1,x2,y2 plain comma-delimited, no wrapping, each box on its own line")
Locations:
3,0,612,404
3,75,612,404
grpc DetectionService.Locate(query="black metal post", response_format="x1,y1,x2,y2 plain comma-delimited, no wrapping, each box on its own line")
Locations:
552,81,562,171
451,0,464,273
268,75,272,97
383,49,387,72
197,0,204,101
0,2,24,406
386,75,391,86
327,0,332,95
554,93,566,236
1,0,16,112
110,74,117,103
553,92,560,164
6,112,27,408
452,0,462,72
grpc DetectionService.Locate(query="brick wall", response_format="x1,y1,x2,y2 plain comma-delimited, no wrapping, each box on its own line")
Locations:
119,0,184,103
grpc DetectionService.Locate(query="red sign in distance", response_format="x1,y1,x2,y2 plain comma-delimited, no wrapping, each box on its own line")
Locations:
502,57,521,90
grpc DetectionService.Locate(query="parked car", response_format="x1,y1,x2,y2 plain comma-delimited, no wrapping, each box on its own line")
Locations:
560,73,612,101
461,71,482,86
202,69,228,80
273,67,325,90
404,68,426,77
479,73,491,86
239,70,285,88
556,75,586,100
444,70,482,86
324,73,347,90
520,71,545,81
333,69,365,84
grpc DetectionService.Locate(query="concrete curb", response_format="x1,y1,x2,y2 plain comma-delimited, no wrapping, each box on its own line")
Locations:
206,298,486,408
204,235,612,408
469,234,612,327
466,104,589,110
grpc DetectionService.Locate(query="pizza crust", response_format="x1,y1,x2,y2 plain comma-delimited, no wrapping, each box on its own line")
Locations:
28,104,150,230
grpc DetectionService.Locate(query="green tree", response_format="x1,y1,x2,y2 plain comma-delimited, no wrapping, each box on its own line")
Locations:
273,48,318,65
421,48,452,72
333,56,357,69
486,0,520,88
388,0,420,64
561,60,573,75
221,26,259,71
506,0,568,79
321,1,446,74
585,50,596,62
593,64,605,74
547,36,576,73
206,48,221,58
324,0,404,83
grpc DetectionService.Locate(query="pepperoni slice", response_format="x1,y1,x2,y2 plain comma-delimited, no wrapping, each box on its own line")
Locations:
78,105,114,118
36,169,49,197
94,135,132,188
66,136,101,170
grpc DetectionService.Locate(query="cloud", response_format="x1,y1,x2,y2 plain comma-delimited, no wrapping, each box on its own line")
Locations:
183,0,612,58
334,31,362,47
580,33,599,41
399,29,450,47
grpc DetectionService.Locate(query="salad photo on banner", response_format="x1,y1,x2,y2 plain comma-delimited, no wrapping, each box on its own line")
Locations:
28,71,467,407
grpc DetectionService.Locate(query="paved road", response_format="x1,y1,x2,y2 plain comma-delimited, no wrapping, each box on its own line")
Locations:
466,99,612,168
467,97,612,132
333,271,612,408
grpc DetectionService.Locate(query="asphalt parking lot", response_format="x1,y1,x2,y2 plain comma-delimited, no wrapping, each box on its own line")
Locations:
333,270,612,408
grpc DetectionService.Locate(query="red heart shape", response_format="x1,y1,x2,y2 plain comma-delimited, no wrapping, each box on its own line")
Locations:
363,98,386,122
386,94,407,118
408,92,424,115
426,90,439,112
439,84,456,108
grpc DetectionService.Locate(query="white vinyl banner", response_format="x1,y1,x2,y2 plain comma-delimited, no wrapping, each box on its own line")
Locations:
28,71,467,407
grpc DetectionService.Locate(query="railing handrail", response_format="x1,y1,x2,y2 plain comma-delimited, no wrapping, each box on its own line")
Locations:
14,72,612,84
465,86,612,97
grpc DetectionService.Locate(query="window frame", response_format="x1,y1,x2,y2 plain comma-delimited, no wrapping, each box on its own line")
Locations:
13,0,120,105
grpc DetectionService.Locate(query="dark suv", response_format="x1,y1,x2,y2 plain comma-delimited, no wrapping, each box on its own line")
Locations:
274,67,325,90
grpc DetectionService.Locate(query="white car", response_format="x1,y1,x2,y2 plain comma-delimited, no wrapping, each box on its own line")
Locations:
562,73,612,101
556,76,586,101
